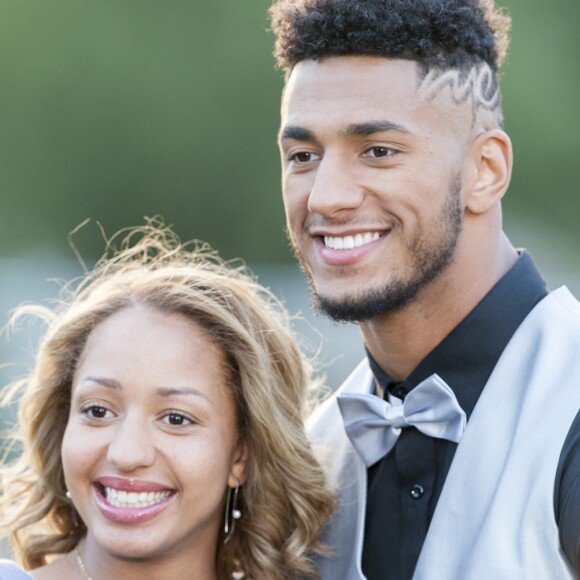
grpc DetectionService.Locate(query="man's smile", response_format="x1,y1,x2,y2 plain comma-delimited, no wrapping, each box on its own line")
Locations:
323,231,381,250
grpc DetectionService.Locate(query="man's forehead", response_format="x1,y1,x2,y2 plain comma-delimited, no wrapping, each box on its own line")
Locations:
284,56,419,97
281,56,420,118
281,55,496,135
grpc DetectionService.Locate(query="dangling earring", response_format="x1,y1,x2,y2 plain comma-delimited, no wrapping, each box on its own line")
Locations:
223,478,242,544
65,489,79,528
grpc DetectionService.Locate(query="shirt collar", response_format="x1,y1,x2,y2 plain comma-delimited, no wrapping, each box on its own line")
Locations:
368,251,548,418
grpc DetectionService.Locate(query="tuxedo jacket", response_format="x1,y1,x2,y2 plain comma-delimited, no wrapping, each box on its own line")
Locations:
308,287,580,579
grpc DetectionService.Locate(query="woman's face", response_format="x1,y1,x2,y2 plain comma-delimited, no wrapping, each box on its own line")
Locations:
61,304,247,564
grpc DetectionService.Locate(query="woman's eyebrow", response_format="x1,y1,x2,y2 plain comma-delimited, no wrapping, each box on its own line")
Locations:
79,379,212,404
82,376,121,390
154,386,212,403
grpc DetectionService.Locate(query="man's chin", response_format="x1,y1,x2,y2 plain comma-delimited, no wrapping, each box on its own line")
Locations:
313,298,365,323
313,293,398,322
312,285,415,323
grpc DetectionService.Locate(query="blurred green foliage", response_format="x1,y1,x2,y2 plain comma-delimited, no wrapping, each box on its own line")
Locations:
0,0,578,263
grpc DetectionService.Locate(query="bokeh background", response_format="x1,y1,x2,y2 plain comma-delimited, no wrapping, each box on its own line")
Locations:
1,0,579,403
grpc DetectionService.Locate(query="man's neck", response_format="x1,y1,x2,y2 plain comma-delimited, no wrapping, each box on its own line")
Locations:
361,236,518,381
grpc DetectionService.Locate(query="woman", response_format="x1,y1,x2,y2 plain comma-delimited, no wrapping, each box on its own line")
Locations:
0,223,335,579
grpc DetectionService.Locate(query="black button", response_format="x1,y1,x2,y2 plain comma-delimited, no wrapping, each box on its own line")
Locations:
410,484,425,499
392,385,408,399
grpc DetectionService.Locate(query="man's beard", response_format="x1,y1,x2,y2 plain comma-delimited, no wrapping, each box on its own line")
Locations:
290,175,464,322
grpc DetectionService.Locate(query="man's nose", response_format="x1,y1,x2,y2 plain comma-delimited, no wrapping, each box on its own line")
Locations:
106,415,155,472
307,154,365,217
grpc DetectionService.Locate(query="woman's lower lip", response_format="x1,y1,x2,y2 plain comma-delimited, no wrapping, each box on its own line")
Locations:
92,485,176,524
316,235,384,266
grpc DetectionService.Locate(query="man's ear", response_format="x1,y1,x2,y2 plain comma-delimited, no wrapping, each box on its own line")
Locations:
228,442,249,487
465,129,512,214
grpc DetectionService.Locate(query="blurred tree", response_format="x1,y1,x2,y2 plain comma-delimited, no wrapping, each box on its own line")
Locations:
0,0,578,265
500,0,580,266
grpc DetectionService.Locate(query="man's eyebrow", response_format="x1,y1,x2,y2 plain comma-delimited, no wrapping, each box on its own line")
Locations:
154,386,212,403
279,126,315,142
279,121,411,143
342,121,411,137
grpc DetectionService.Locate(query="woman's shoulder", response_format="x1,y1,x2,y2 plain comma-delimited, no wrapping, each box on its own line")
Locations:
0,559,34,579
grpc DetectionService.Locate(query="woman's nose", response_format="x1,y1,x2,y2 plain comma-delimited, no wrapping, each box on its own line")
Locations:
106,415,156,472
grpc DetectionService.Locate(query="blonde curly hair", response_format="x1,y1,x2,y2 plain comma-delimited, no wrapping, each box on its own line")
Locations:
0,221,336,579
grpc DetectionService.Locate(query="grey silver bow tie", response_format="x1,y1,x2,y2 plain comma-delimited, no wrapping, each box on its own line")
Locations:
337,373,466,467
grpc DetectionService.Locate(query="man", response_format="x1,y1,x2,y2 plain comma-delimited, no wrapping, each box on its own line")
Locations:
269,1,580,578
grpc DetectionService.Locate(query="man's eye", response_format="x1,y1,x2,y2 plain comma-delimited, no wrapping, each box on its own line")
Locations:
364,146,396,158
289,151,319,163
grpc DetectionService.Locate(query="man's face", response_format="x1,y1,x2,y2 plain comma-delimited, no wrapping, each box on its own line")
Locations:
278,56,471,321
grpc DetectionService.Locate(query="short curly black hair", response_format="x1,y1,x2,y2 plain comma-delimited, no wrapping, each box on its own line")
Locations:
270,0,511,76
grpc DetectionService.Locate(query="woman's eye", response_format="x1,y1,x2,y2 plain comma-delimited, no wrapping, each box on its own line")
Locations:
364,146,396,158
82,405,111,419
162,413,193,427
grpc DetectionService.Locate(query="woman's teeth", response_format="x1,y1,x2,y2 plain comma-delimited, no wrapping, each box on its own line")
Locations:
104,487,172,508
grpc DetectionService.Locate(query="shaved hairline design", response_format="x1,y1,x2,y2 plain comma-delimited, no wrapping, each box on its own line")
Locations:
418,62,501,126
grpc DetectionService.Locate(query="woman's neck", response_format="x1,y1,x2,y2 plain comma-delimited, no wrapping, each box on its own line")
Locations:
76,536,219,580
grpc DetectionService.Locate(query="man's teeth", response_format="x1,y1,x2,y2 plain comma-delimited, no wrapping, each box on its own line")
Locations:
104,487,172,508
324,232,380,250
